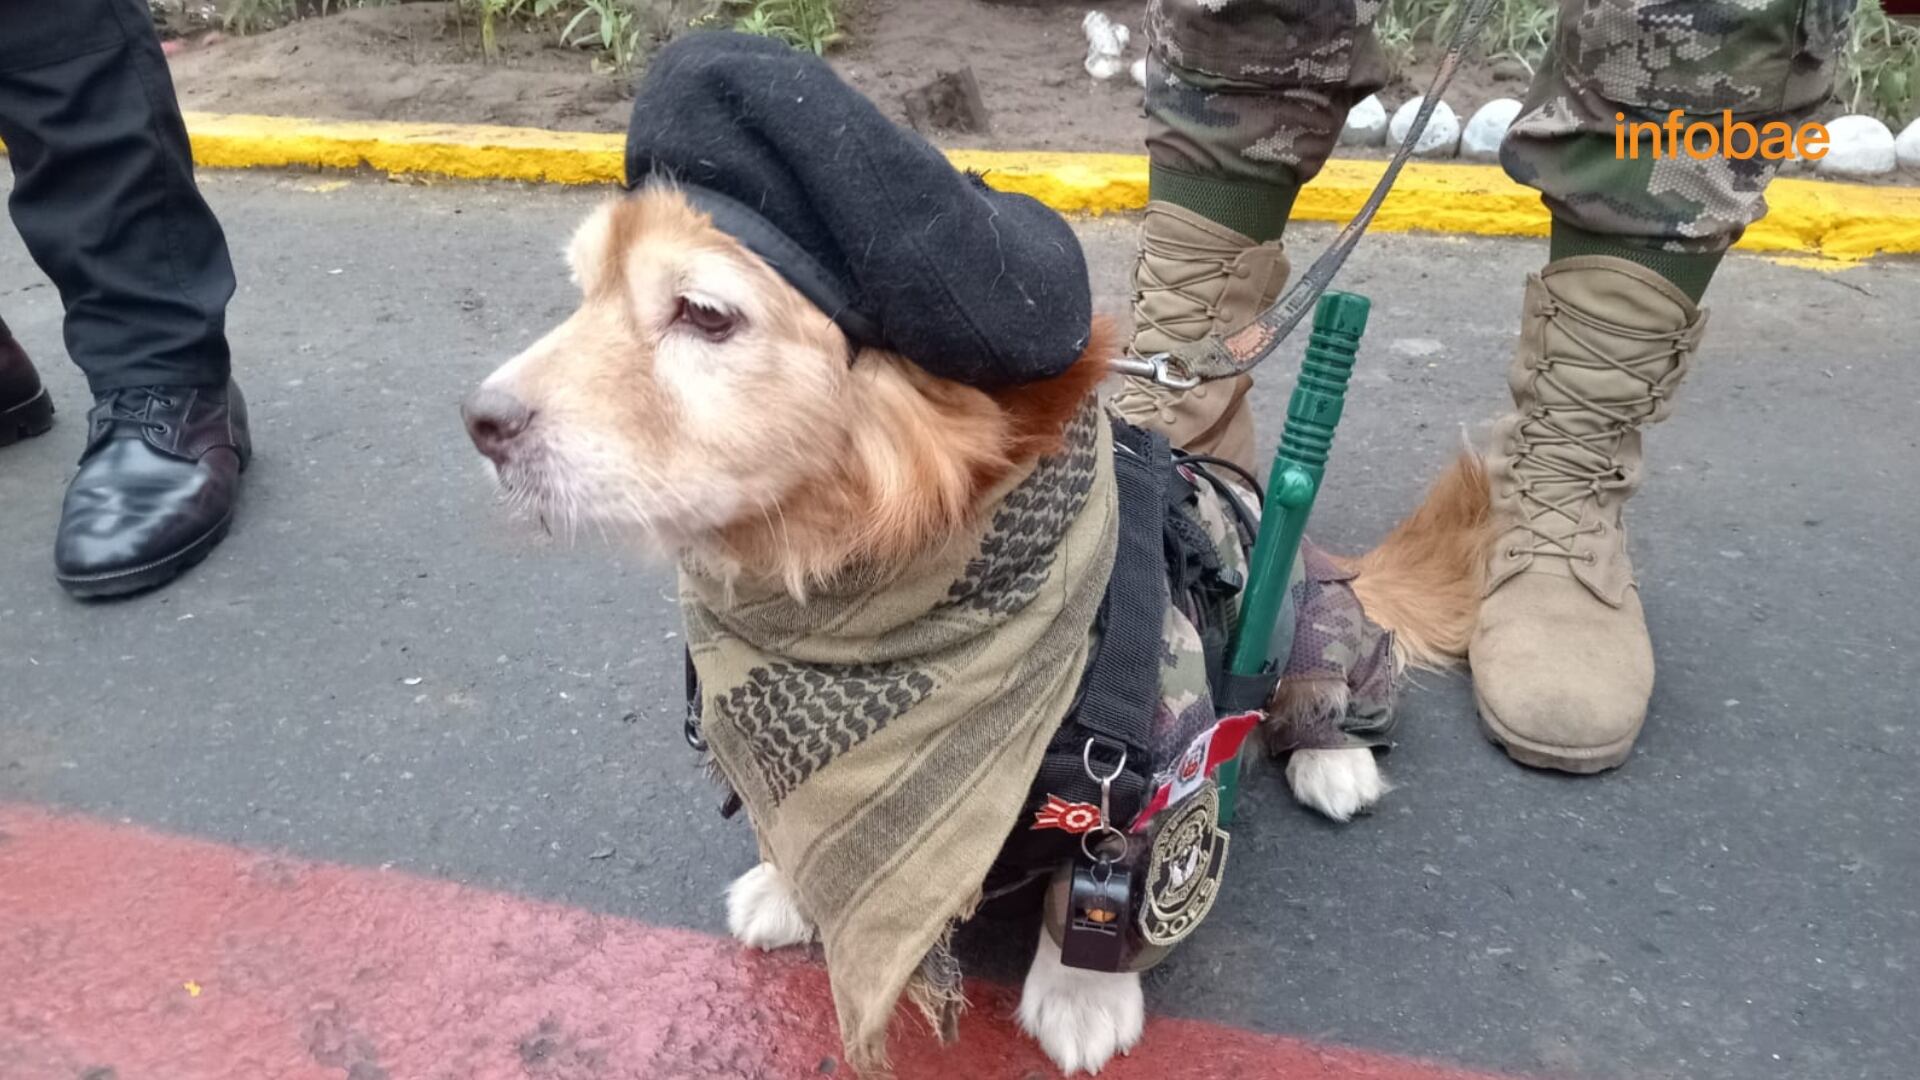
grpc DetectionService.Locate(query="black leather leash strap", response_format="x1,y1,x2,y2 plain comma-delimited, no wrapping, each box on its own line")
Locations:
1114,0,1503,387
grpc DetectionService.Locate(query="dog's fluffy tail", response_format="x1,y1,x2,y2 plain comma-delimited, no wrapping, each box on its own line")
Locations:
1338,450,1494,672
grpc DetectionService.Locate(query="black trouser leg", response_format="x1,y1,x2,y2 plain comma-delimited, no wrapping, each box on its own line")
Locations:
0,0,235,393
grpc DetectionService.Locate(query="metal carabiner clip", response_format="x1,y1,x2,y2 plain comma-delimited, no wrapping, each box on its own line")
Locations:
1080,739,1131,864
1108,352,1201,391
1082,738,1128,788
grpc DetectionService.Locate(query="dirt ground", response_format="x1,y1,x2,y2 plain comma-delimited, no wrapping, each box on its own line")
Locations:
168,4,637,133
166,0,1524,154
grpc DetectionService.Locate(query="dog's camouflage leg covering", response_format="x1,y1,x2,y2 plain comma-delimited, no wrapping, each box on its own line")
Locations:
1176,469,1397,758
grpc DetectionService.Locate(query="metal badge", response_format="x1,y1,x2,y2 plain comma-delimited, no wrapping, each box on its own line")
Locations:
1138,779,1230,947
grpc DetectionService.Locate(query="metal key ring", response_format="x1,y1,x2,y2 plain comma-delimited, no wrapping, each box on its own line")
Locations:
1081,824,1130,865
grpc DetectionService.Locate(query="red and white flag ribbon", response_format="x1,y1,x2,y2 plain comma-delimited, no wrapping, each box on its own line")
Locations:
1128,711,1261,832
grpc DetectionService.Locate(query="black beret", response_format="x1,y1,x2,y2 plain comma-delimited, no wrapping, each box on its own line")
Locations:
625,31,1093,388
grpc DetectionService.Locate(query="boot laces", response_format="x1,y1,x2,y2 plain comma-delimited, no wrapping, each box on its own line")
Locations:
1129,241,1244,353
1509,300,1693,561
1117,211,1253,414
90,387,182,440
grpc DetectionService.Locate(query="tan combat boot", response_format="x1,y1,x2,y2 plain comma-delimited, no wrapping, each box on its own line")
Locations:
1471,256,1707,772
1110,202,1290,474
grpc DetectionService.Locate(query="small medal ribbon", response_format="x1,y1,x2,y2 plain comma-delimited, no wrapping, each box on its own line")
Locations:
1031,794,1102,834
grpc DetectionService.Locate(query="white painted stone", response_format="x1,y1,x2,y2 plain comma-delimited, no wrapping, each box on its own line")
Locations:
1082,11,1130,81
1815,114,1896,178
1130,56,1147,88
1896,117,1920,175
1461,97,1522,161
1388,96,1461,158
1340,94,1388,147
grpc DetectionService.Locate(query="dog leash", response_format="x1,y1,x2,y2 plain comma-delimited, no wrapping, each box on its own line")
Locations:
1111,0,1502,388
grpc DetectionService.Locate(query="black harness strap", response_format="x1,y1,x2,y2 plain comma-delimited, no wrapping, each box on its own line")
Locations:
1024,418,1172,824
1174,451,1262,549
1078,419,1172,761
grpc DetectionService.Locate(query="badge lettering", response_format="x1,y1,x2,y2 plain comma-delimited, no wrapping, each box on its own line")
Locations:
1139,780,1229,947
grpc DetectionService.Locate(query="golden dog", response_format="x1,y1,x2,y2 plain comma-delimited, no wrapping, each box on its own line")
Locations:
465,187,1491,1074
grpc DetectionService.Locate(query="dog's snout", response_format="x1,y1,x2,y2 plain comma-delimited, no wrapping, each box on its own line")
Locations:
463,387,534,463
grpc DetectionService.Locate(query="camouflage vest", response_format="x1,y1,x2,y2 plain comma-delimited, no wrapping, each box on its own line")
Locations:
1004,410,1398,971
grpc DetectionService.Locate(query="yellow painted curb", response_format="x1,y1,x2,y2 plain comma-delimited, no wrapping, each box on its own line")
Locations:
5,112,1918,261
949,148,1920,262
184,112,624,186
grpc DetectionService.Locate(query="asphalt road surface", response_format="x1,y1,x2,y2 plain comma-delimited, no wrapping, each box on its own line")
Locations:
2,171,1915,1080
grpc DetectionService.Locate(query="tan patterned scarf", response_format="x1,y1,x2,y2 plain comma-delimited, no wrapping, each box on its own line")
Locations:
680,404,1115,1071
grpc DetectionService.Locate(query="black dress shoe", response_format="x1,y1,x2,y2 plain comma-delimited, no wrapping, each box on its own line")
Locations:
1,329,56,447
55,382,251,598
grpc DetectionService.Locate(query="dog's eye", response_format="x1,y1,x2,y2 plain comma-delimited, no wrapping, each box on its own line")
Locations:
676,297,738,342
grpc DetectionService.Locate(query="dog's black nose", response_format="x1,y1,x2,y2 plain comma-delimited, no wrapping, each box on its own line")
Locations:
463,388,533,464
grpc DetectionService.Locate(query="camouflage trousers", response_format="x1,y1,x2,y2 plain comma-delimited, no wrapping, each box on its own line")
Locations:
1147,0,1855,253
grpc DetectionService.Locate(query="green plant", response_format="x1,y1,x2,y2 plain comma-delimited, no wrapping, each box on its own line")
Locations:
1478,0,1554,75
727,0,842,56
1373,4,1419,72
220,0,386,35
221,0,294,34
1840,0,1920,123
465,0,533,59
555,0,648,72
452,0,718,71
1377,0,1553,76
1381,0,1920,125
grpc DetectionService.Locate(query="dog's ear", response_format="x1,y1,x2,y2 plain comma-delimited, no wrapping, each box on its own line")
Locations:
566,200,624,294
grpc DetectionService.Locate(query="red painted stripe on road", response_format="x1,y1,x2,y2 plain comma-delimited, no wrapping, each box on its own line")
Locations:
1,804,1515,1079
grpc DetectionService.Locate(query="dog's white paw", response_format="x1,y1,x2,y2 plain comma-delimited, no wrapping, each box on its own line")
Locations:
1017,926,1144,1075
1286,746,1391,822
725,862,814,950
